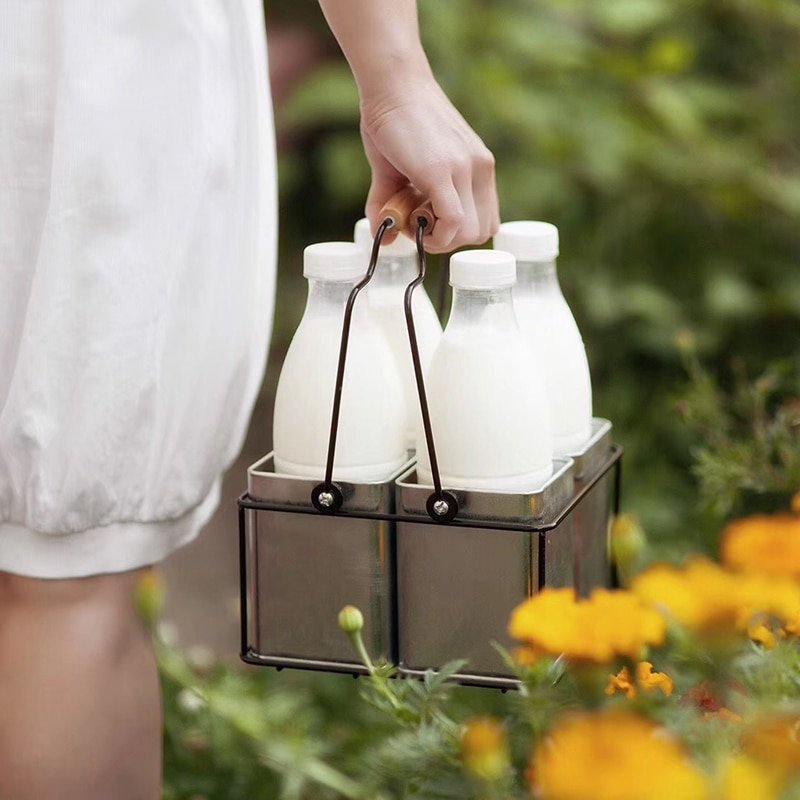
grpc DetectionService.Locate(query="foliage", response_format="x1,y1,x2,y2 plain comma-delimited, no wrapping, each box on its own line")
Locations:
678,348,800,519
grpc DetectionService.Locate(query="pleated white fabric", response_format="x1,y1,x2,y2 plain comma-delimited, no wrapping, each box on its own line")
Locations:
0,0,277,577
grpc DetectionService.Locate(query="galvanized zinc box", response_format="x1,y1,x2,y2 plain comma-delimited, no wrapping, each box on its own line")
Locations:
239,453,412,675
394,458,576,687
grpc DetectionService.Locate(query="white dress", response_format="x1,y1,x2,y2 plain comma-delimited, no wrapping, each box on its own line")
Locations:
0,1,277,578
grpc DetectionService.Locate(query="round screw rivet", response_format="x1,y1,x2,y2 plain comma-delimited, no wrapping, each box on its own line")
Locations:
318,492,334,508
433,499,450,516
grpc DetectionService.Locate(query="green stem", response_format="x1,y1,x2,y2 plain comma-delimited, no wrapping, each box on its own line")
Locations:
350,630,403,713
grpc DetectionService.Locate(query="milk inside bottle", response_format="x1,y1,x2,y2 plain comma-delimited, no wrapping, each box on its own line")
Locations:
354,218,442,451
273,242,406,481
416,250,553,492
494,221,593,454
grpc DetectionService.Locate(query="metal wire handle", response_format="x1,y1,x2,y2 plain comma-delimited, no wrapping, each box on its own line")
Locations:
311,215,458,524
310,217,393,514
405,219,458,523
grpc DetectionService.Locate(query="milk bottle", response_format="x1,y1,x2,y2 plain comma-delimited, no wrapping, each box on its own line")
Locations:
354,219,443,451
273,242,406,481
416,250,553,492
494,221,593,454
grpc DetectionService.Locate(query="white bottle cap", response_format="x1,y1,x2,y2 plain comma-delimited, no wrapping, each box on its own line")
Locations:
354,217,417,257
303,242,366,281
493,221,559,262
449,249,516,290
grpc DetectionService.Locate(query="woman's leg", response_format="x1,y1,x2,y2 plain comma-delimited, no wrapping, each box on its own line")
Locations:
0,568,161,800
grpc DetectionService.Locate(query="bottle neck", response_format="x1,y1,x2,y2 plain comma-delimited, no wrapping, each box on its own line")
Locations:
304,278,366,318
446,286,519,339
369,254,418,290
514,259,562,299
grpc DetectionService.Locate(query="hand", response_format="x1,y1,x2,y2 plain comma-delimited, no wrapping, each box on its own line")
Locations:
360,78,500,253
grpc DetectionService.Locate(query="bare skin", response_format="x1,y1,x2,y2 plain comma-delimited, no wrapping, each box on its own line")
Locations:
0,569,161,800
318,0,500,252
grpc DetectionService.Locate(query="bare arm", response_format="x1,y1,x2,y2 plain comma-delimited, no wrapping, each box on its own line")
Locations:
318,0,499,252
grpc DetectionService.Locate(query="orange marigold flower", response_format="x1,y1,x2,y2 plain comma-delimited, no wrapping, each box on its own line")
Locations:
748,622,778,650
605,666,636,699
631,558,800,632
742,712,800,774
509,588,665,664
785,613,800,637
637,661,674,696
606,662,673,699
460,717,509,781
532,710,708,800
722,514,800,580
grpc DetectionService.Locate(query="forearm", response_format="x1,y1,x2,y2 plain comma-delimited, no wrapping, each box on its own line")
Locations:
316,0,433,100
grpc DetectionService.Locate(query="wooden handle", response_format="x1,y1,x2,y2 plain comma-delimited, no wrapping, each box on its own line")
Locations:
409,199,435,235
380,186,426,231
379,186,437,240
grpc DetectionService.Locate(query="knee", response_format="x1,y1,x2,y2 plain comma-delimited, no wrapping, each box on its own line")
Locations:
0,569,152,660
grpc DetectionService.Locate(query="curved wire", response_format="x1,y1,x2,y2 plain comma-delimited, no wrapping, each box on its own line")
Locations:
322,217,393,488
404,218,446,499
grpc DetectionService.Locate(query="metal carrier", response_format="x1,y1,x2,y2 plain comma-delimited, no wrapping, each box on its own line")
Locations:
238,210,622,690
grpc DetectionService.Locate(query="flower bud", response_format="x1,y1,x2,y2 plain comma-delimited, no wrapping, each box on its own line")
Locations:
610,514,646,582
338,605,364,634
461,717,509,782
135,568,165,625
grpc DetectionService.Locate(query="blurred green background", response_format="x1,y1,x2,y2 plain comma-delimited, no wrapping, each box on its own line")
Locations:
267,0,800,548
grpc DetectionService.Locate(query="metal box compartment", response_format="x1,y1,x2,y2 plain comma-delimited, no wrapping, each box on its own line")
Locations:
395,458,577,687
239,454,412,675
569,419,616,597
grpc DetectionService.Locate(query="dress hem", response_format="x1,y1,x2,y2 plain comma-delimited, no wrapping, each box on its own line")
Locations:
0,479,221,579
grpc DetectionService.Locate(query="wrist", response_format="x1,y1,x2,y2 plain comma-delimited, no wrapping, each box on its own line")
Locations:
354,44,434,106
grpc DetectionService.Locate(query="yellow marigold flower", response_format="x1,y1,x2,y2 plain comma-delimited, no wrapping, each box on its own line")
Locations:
632,558,800,632
605,666,636,699
719,755,782,800
532,710,708,800
785,613,800,637
749,623,777,650
606,662,673,699
509,588,665,664
509,588,581,662
637,661,674,696
722,514,800,580
460,717,509,782
743,712,800,774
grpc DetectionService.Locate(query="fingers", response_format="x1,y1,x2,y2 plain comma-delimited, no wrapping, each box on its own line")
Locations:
474,148,500,242
411,145,499,253
417,175,464,254
358,88,499,252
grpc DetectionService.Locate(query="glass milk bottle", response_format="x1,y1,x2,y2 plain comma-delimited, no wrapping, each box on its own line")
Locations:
416,250,553,492
273,242,406,481
354,218,442,452
494,221,593,454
